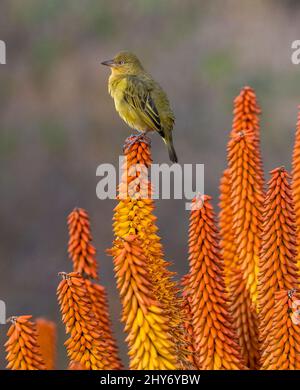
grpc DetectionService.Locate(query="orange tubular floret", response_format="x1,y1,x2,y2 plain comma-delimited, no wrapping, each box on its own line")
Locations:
186,195,245,370
5,315,46,370
113,135,190,368
36,318,56,370
109,235,177,370
67,208,98,279
258,168,300,357
57,272,117,370
261,289,300,369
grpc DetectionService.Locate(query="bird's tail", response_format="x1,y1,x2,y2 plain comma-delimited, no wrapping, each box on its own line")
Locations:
163,133,178,163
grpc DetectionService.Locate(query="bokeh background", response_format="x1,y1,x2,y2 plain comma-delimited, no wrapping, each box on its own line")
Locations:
1,0,300,368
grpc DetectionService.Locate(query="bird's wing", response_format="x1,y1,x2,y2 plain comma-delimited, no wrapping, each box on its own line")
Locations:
123,76,162,133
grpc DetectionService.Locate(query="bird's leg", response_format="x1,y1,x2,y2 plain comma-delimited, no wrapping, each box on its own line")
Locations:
134,131,151,144
133,129,141,135
124,131,151,152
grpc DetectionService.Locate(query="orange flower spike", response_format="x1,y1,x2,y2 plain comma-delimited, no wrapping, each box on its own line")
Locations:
5,315,46,370
85,280,123,369
219,171,259,368
258,168,300,347
261,289,300,369
187,195,246,370
113,135,189,367
227,130,264,304
57,272,116,370
67,208,98,279
291,107,300,269
36,318,56,370
109,235,177,370
67,208,122,367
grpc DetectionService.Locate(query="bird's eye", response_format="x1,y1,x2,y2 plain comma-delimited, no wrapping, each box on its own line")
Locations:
119,60,125,65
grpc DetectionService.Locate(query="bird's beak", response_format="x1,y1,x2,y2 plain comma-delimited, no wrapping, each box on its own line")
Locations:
101,59,115,67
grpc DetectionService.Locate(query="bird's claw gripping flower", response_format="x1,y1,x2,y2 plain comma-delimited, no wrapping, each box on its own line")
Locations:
124,133,151,153
288,288,297,299
6,316,17,324
58,271,70,280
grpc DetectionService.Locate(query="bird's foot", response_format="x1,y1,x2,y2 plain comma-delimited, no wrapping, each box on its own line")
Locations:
123,132,151,152
132,129,142,136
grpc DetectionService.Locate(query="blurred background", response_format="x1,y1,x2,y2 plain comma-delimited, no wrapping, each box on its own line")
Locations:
0,0,300,368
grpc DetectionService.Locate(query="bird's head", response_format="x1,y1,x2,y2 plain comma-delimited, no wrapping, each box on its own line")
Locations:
101,51,144,75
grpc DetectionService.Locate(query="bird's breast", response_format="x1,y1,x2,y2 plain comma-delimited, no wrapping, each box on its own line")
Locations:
108,75,126,98
108,76,149,132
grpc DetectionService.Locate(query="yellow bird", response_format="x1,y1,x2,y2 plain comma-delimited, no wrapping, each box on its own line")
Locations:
101,51,178,163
